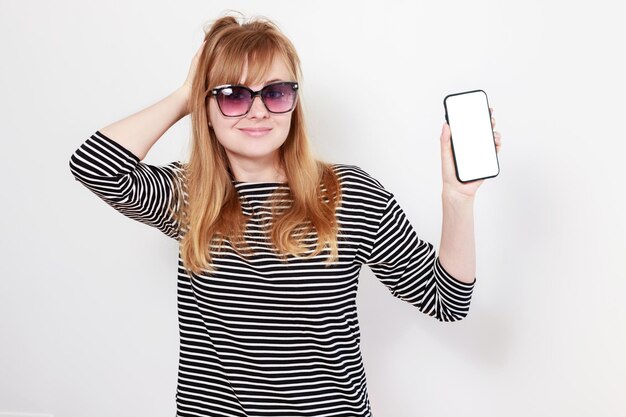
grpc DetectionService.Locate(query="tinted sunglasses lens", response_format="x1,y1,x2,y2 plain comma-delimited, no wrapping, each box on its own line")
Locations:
262,84,296,113
217,87,252,116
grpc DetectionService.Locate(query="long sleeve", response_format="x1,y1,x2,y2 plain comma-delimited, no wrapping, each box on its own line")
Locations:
69,130,187,241
365,194,475,322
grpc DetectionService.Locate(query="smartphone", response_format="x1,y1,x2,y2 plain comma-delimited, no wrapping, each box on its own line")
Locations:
443,89,500,183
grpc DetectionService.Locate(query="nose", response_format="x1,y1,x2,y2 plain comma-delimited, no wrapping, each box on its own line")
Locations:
247,95,269,119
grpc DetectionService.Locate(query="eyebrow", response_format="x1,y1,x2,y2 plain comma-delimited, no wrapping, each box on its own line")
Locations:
245,79,288,89
215,79,289,90
263,78,284,85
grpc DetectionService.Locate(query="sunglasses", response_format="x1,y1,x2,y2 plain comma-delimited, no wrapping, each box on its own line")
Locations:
210,81,299,117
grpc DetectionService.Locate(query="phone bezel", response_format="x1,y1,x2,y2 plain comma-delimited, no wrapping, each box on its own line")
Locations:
443,89,500,183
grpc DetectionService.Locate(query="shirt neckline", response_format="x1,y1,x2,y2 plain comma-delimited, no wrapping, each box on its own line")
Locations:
232,180,288,187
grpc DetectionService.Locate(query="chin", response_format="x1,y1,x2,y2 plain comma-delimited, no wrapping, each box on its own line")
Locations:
231,145,283,160
239,141,286,156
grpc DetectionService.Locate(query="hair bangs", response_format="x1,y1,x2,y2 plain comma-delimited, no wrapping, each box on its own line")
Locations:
209,32,295,88
207,40,247,88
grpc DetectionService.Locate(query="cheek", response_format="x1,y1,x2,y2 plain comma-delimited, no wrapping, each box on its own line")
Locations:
280,114,293,132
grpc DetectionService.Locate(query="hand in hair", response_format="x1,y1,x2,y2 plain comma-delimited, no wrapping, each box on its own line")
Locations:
181,40,207,116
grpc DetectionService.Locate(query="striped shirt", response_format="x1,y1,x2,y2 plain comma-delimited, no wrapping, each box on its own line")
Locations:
69,131,475,417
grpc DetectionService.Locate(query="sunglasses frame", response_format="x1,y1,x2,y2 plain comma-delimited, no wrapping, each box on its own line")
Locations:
210,81,299,117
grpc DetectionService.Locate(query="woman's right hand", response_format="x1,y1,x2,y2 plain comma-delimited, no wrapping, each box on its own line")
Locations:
180,40,206,115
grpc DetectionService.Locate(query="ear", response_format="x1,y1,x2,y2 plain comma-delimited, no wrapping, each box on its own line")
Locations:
206,106,213,128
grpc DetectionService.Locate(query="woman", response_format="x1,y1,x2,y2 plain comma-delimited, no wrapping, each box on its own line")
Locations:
69,14,501,417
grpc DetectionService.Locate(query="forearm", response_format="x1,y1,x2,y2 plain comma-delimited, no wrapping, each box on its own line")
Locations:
99,86,189,160
438,189,476,284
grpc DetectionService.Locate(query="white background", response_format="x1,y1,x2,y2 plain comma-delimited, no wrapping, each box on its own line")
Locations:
1,1,625,416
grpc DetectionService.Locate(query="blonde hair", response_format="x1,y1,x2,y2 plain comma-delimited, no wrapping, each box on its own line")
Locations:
172,14,341,276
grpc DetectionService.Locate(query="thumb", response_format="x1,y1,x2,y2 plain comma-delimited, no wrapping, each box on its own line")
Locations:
440,122,451,149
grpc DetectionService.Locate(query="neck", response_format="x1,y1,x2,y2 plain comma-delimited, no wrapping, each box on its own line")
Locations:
226,152,286,183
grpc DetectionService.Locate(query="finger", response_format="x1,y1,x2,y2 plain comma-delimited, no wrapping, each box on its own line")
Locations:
440,122,451,145
440,123,453,165
494,131,502,146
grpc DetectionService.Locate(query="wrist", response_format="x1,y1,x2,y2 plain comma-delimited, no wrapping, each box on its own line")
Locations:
173,86,191,118
442,187,475,205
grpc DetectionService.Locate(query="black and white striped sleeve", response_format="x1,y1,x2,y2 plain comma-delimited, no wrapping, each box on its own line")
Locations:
69,130,186,241
365,195,475,322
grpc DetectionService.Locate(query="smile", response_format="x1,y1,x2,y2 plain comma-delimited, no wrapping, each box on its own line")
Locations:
239,128,272,137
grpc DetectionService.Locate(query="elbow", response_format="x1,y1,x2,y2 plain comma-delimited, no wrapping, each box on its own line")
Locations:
431,259,475,322
436,309,470,323
432,298,472,322
68,150,133,202
69,151,84,182
69,152,78,179
68,151,95,185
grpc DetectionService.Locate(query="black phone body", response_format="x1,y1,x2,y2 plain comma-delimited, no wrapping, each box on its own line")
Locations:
443,89,500,183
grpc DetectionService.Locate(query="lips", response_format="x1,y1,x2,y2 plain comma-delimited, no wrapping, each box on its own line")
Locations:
238,127,272,137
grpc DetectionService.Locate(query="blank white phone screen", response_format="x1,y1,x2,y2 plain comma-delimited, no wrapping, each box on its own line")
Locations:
445,90,499,182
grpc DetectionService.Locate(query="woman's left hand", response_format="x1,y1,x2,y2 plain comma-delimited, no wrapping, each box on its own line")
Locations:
440,107,502,199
